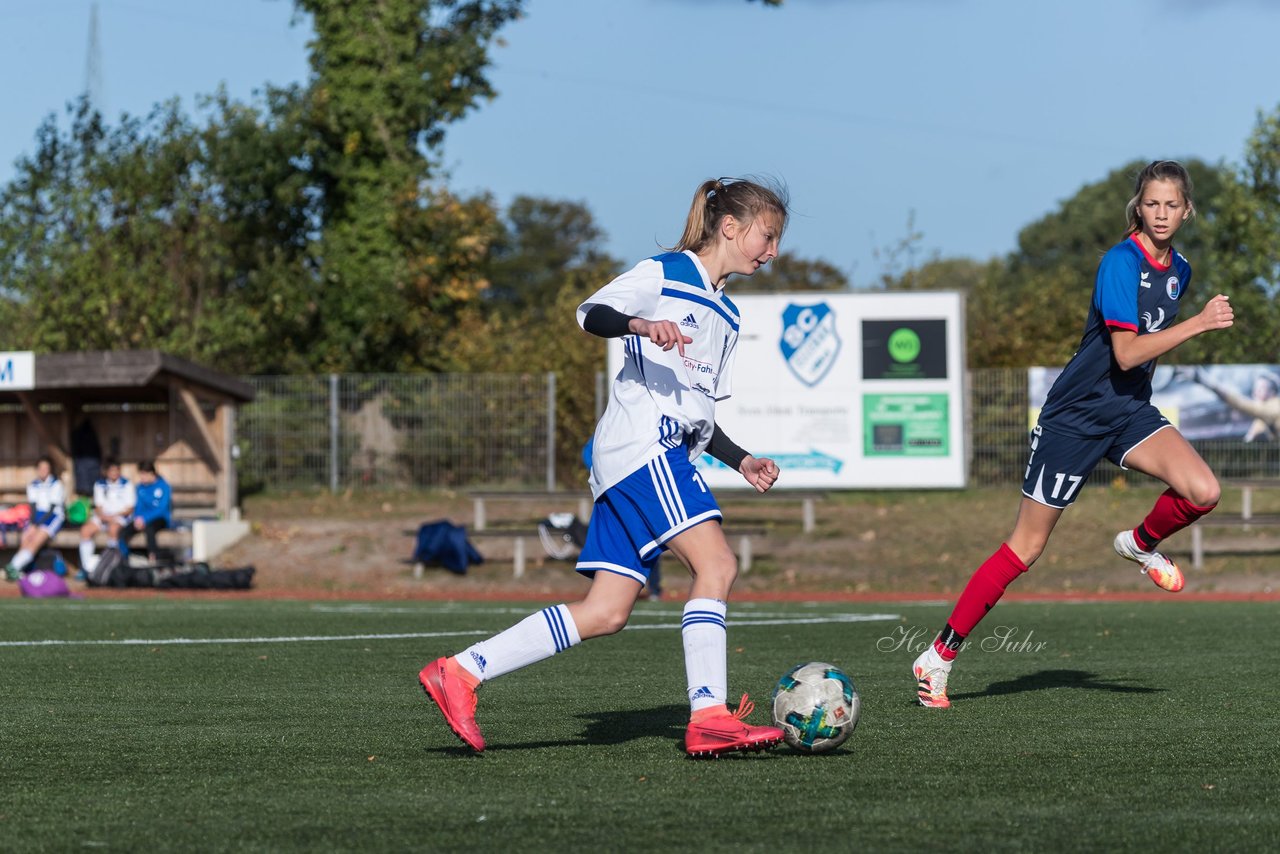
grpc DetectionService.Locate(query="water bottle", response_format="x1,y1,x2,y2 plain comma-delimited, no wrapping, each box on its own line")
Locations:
53,553,67,577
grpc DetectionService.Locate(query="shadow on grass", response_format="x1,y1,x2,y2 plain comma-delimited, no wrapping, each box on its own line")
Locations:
948,668,1166,702
423,704,691,754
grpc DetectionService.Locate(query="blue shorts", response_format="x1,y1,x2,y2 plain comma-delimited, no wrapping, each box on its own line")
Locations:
1022,406,1172,509
33,510,64,537
576,446,722,585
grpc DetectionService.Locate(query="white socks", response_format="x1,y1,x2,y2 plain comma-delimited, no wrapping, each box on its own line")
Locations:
79,540,96,569
682,598,728,712
10,549,34,571
454,604,581,683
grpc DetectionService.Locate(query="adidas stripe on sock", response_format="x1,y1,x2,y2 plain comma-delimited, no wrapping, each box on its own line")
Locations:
682,598,728,712
453,604,581,683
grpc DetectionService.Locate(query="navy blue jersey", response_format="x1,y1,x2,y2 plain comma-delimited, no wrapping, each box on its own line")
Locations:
1040,235,1192,437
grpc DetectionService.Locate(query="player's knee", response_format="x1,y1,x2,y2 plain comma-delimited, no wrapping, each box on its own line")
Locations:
1007,537,1047,568
1188,477,1221,509
589,607,631,637
693,551,738,587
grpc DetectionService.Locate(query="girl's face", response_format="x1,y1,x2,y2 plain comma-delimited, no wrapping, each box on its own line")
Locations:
722,212,782,277
1137,179,1190,244
36,460,51,479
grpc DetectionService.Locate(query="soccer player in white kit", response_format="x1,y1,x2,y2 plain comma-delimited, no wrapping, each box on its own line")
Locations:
4,457,66,581
421,177,789,756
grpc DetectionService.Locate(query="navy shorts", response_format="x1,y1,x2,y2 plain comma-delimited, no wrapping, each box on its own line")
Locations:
1022,406,1172,509
33,510,64,537
576,446,722,585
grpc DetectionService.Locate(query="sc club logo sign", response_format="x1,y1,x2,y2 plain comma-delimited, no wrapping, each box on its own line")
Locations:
779,303,840,387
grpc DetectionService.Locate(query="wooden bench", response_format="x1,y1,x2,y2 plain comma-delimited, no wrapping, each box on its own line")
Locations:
1,483,218,563
1184,479,1280,569
467,490,593,532
718,490,826,534
409,525,768,579
468,489,825,534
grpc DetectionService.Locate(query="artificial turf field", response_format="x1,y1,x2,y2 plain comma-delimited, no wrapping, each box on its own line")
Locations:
1,597,1276,852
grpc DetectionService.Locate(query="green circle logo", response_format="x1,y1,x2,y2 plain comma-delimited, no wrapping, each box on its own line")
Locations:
887,328,921,363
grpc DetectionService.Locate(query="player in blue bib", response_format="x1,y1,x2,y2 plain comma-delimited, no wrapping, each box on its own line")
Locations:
912,161,1236,709
420,177,790,756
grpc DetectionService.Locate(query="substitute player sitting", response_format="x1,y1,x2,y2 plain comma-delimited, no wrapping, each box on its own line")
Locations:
913,160,1235,709
78,458,136,573
4,457,67,581
420,177,789,756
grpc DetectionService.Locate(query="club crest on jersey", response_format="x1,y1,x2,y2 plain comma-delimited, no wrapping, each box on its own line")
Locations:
780,302,840,387
1166,277,1180,299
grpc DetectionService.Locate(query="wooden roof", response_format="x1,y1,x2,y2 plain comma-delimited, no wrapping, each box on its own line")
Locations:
1,350,255,405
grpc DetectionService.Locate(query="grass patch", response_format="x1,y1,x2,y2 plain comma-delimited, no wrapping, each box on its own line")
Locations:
1,599,1276,851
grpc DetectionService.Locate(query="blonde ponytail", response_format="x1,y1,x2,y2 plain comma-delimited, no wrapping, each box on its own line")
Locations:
671,176,789,253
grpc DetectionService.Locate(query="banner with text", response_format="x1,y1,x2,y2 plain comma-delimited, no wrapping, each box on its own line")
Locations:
606,292,967,489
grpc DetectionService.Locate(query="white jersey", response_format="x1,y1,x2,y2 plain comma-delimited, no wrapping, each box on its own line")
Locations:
28,475,66,514
577,251,740,498
94,476,136,517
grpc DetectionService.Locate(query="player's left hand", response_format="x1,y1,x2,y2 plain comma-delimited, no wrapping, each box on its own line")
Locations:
740,455,779,493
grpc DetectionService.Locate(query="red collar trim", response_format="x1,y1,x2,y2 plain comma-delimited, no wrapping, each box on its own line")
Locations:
1129,234,1172,271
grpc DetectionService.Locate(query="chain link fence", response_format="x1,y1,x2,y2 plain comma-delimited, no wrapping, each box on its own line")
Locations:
238,374,554,492
236,369,1278,492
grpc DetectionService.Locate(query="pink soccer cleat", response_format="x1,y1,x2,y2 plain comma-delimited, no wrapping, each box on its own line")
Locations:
419,657,485,752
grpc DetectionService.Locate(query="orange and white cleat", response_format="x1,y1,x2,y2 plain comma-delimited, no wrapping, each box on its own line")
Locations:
419,657,485,752
684,695,783,758
1114,530,1185,592
913,646,952,709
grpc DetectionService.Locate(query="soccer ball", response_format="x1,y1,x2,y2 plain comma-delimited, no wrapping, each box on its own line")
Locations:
771,661,861,754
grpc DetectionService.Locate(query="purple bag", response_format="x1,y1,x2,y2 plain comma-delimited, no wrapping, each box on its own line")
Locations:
19,570,74,598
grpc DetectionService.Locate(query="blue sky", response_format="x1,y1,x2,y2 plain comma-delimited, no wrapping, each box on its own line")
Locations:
2,0,1279,284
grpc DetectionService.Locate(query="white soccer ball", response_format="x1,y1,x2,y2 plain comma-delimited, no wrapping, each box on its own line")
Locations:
771,661,861,754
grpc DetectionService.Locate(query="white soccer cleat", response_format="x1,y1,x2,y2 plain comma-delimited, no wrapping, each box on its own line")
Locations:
1113,530,1185,592
913,646,952,709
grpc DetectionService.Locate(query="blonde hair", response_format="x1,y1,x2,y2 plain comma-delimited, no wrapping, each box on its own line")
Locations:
1124,160,1195,238
672,176,790,253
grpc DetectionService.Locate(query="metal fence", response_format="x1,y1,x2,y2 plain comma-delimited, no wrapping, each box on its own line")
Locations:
237,369,1279,492
238,374,554,492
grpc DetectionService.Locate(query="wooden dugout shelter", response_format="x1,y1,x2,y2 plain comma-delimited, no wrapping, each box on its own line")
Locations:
0,351,254,518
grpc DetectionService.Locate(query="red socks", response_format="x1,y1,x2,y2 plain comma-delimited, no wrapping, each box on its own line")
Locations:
934,543,1028,661
1133,488,1216,551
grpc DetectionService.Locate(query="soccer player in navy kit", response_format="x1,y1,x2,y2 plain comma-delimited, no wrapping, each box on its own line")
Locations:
913,161,1235,708
420,177,789,755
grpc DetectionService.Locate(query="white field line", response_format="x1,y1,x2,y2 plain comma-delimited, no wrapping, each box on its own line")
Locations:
0,613,900,648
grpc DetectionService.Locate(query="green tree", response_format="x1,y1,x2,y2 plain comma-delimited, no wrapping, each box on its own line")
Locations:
292,0,521,371
731,255,849,293
963,158,1228,368
484,196,616,318
0,94,315,372
442,194,621,482
1184,106,1280,364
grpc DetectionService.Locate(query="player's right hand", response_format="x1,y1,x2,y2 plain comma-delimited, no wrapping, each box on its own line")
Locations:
633,318,693,356
1199,294,1234,332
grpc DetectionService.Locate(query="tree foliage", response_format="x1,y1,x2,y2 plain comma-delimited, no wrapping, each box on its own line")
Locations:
731,255,849,293
483,196,615,318
959,157,1240,368
0,94,315,371
0,0,521,373
441,197,620,480
1184,106,1280,364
